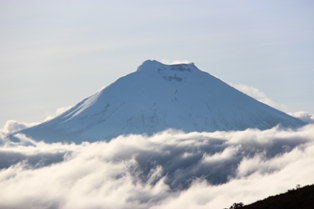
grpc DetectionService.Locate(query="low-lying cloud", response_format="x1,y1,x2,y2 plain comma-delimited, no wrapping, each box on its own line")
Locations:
1,125,314,209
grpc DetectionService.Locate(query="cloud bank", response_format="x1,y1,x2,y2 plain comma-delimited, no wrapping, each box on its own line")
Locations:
1,125,314,209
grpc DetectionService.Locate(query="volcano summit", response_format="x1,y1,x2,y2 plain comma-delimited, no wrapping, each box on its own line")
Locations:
17,60,306,143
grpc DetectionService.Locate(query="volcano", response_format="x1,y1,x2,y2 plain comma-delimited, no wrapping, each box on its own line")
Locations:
16,60,306,143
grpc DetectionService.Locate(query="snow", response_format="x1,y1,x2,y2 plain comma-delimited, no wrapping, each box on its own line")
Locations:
17,60,306,143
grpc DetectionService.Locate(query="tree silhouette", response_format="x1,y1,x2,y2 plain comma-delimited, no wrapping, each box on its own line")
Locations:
229,202,244,209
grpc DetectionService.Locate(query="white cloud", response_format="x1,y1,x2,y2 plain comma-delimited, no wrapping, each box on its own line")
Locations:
0,120,38,135
229,83,287,111
0,105,73,137
0,125,313,209
160,59,192,65
288,111,314,124
0,105,73,136
44,105,72,121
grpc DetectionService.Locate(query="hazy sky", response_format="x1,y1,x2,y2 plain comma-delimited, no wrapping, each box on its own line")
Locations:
1,0,314,127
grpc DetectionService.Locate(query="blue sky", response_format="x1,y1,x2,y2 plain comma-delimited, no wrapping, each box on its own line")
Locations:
1,0,314,127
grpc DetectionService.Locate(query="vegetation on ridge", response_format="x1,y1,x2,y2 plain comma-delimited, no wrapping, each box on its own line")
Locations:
225,184,314,209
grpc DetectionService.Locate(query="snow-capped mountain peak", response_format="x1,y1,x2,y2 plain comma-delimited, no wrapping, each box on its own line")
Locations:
16,60,306,143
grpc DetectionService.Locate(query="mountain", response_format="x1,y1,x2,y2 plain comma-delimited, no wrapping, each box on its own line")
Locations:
16,60,306,143
240,183,314,209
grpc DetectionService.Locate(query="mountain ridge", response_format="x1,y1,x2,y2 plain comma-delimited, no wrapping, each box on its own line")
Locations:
240,183,314,209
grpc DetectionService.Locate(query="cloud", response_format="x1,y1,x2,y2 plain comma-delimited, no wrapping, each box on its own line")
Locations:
0,125,314,209
229,83,287,111
0,120,38,135
0,105,73,136
288,111,314,124
160,59,192,65
44,105,73,121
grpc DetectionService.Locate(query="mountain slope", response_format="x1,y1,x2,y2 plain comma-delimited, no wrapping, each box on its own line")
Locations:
241,184,314,209
17,60,306,143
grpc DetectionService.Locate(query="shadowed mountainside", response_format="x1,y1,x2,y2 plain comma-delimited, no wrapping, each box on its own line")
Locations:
238,183,314,209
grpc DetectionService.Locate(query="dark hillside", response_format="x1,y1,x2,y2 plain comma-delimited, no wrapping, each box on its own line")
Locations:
240,183,314,209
